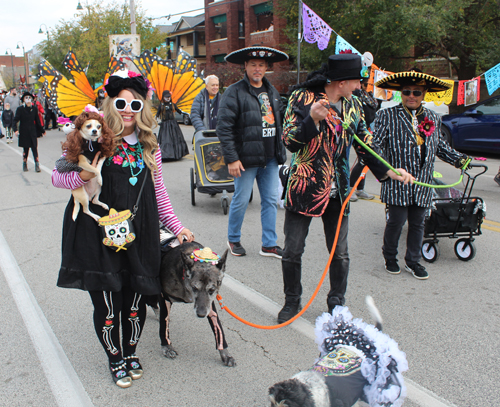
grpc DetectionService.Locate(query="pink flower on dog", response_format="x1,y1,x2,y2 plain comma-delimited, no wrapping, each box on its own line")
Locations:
113,155,124,165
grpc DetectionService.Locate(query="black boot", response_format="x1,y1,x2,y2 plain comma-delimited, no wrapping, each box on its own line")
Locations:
23,161,28,172
277,300,302,324
35,162,41,172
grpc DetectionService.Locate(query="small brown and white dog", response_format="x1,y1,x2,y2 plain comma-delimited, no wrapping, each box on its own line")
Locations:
60,110,116,221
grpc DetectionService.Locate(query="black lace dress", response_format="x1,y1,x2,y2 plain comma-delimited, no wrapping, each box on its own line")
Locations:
156,102,189,161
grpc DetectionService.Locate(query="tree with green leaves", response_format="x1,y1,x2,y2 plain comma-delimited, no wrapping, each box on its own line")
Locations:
39,0,167,88
278,0,500,80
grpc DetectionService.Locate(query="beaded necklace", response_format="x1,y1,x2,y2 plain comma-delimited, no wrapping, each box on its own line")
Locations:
402,104,425,145
120,141,144,186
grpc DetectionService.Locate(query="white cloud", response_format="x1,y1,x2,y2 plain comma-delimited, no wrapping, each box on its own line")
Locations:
0,0,204,57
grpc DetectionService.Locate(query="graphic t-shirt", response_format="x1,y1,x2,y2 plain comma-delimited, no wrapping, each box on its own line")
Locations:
253,85,276,158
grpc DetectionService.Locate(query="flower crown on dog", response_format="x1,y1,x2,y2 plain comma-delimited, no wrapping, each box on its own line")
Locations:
104,69,154,99
190,248,220,265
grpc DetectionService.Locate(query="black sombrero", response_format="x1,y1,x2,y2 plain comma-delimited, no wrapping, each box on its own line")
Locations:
374,71,451,92
225,46,289,64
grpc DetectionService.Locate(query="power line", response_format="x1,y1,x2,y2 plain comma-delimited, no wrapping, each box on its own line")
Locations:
152,0,243,21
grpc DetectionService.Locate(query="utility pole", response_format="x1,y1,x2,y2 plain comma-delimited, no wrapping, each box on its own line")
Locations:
130,0,136,34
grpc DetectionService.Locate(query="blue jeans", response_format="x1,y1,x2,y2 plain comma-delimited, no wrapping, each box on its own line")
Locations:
281,198,349,311
228,157,279,247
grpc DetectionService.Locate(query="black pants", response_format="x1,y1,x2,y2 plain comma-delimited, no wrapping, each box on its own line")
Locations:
281,198,349,312
350,161,365,191
383,204,427,266
89,287,147,363
45,111,57,129
23,146,38,161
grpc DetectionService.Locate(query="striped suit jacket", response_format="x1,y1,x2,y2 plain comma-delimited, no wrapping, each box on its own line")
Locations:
372,104,465,207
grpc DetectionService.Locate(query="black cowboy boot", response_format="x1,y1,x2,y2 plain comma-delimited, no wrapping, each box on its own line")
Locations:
35,161,41,172
23,160,28,172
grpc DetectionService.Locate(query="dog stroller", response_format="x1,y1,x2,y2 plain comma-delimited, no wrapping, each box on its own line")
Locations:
190,129,235,215
421,164,487,262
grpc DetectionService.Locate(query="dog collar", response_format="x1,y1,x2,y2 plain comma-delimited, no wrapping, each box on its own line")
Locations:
191,248,220,265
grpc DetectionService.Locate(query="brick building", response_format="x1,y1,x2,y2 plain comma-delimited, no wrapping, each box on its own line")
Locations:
204,0,289,67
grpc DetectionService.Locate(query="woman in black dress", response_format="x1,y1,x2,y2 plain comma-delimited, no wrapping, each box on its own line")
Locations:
52,71,195,388
156,90,189,161
14,91,45,172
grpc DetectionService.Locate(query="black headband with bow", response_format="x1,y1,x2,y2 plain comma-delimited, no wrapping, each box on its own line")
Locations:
105,75,149,99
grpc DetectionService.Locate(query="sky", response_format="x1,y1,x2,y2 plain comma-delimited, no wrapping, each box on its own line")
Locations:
0,0,204,58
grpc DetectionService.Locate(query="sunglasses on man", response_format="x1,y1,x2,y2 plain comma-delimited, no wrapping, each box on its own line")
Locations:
114,98,144,112
402,90,423,97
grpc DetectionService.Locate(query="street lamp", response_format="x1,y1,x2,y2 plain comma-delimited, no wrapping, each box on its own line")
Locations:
16,41,27,87
5,48,15,87
38,23,50,40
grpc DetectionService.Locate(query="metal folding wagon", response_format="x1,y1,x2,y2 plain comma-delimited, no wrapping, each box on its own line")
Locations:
421,164,488,262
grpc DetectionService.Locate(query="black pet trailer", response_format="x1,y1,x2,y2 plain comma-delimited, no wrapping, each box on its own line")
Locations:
189,129,236,215
420,163,487,262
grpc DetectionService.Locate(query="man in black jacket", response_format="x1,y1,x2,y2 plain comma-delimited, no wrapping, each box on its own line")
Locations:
217,46,288,258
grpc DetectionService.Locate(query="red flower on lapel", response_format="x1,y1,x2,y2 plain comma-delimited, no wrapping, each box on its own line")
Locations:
418,116,435,137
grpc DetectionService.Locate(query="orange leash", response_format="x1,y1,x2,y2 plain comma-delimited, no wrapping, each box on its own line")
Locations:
217,166,370,329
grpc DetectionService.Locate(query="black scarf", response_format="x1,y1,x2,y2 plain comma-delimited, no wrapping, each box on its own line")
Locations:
205,91,220,130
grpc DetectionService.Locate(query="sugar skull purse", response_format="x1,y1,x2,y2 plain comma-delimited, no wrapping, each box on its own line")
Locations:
98,170,147,252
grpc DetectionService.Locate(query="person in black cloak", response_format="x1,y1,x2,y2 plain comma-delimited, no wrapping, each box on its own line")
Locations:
14,91,45,172
156,90,189,161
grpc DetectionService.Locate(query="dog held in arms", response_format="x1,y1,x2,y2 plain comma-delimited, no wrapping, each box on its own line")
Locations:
57,108,116,221
268,297,408,407
153,226,235,366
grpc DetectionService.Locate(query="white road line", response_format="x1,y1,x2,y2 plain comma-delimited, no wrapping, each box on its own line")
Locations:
222,274,459,407
0,230,94,407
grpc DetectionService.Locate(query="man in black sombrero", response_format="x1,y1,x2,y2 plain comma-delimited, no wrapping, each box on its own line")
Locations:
373,69,470,280
217,46,288,258
278,54,413,323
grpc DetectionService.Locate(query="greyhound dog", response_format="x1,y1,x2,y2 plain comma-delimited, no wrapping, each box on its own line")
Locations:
156,230,235,367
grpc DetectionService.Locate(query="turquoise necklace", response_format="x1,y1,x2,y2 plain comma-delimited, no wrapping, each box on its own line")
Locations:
120,141,144,186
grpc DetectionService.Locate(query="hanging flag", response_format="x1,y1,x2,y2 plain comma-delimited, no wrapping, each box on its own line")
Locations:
335,35,361,56
485,62,500,95
424,79,455,105
302,3,333,51
457,77,480,106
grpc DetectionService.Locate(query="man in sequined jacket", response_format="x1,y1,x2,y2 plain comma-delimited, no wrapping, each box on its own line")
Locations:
372,69,470,280
277,54,413,323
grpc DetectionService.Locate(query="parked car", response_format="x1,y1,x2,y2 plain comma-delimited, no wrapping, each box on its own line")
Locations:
175,110,191,125
441,95,500,154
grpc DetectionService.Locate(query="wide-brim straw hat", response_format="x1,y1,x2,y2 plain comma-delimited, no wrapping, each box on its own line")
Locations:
225,46,289,64
375,71,452,92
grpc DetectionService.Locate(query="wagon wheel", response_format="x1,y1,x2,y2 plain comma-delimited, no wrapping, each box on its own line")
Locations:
421,240,439,263
454,238,476,261
190,167,196,206
222,197,229,215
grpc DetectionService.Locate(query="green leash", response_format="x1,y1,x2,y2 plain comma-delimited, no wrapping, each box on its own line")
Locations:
341,120,471,189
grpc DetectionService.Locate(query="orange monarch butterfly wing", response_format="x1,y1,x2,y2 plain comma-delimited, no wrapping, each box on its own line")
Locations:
37,59,94,117
133,50,204,114
63,50,96,101
99,56,126,94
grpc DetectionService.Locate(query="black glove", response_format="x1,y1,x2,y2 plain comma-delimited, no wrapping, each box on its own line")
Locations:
455,156,471,170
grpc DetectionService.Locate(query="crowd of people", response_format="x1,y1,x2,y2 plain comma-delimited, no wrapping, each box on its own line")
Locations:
2,46,495,391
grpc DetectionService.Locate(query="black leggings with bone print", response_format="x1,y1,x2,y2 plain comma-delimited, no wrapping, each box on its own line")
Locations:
89,287,147,364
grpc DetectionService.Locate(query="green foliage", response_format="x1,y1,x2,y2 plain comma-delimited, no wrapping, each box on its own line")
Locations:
277,0,500,79
40,0,166,87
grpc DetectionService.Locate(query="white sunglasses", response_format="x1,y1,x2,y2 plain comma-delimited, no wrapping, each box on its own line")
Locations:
114,98,144,113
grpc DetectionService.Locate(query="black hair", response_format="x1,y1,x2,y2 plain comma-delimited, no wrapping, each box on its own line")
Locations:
289,63,329,94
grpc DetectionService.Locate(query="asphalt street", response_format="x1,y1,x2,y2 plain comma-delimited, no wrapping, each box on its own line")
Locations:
1,123,499,407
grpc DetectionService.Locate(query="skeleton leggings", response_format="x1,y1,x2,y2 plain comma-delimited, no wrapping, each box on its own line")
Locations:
89,287,147,363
